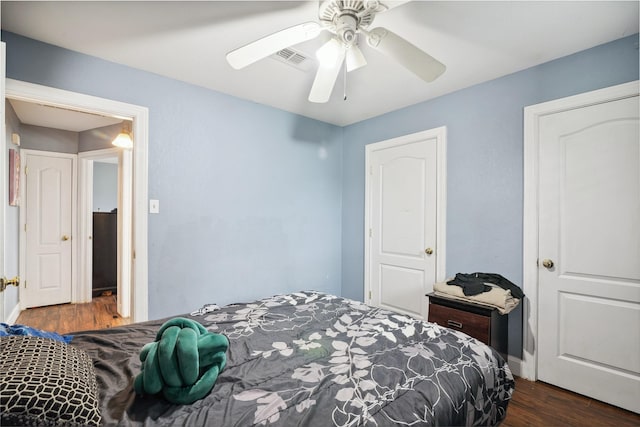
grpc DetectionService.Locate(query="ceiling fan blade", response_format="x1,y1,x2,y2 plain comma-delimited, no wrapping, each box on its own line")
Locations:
346,45,367,72
359,0,410,16
226,22,322,70
316,38,343,67
377,1,412,12
308,43,346,103
366,27,445,82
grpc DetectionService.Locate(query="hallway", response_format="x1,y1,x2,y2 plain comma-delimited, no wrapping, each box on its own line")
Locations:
15,295,130,334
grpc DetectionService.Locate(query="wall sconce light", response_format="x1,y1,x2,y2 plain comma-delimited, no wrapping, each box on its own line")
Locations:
112,121,133,149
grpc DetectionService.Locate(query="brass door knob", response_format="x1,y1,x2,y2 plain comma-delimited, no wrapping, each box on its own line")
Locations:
425,248,434,255
542,259,554,269
62,235,70,241
0,276,20,292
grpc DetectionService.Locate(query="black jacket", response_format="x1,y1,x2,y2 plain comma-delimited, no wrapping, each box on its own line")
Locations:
447,273,525,299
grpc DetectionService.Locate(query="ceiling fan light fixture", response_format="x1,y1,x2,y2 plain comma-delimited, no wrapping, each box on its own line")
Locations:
316,38,344,67
346,44,367,72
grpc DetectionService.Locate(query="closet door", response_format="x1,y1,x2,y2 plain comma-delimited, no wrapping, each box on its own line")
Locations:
536,91,639,413
365,128,446,320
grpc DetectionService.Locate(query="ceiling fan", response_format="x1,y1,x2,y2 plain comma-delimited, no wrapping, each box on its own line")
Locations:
226,0,446,103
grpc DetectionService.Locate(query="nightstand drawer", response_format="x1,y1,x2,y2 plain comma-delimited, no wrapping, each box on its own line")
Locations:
428,303,490,344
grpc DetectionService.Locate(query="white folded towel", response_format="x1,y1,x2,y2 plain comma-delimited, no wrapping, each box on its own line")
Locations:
433,280,520,314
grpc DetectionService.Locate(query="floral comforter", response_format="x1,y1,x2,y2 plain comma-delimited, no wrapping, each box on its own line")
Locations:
72,291,514,426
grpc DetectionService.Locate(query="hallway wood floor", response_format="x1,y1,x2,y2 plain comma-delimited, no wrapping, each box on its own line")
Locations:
12,298,640,426
15,295,131,334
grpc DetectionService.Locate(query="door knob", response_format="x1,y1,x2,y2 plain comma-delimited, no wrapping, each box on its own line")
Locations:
425,248,434,255
0,276,20,292
62,235,70,241
542,259,554,269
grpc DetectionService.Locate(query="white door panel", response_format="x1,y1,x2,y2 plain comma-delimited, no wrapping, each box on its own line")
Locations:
25,152,73,308
561,120,639,280
369,136,437,320
380,156,427,257
538,94,640,413
379,265,425,318
559,293,640,374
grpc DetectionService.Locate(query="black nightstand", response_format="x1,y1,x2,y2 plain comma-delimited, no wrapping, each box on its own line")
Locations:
427,293,508,361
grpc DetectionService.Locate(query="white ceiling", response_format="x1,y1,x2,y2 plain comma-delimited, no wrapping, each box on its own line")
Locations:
9,99,122,132
2,1,638,127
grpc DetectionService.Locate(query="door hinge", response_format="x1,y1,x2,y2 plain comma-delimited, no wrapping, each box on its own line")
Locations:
369,290,372,299
369,228,372,237
24,224,27,232
133,250,136,260
24,281,27,289
24,165,28,175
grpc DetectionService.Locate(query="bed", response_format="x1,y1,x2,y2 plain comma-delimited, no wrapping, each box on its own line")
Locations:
2,291,514,426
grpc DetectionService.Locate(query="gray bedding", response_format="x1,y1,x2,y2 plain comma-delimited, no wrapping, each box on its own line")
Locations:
71,291,514,426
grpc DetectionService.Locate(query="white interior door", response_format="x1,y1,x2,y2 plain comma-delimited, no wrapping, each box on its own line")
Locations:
537,94,640,413
24,151,75,308
367,134,439,320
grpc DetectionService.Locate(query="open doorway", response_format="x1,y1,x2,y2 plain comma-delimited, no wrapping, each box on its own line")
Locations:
78,145,132,318
11,104,131,324
5,78,148,324
91,157,119,298
91,158,119,298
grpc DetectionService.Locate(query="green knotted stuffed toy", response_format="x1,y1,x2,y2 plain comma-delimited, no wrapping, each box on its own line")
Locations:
133,317,229,404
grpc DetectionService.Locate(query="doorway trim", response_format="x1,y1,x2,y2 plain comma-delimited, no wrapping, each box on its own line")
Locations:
0,42,6,322
363,127,447,304
6,78,149,322
78,148,132,317
521,79,639,381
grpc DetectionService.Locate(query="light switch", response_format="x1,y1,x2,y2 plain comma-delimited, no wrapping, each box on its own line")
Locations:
149,199,159,214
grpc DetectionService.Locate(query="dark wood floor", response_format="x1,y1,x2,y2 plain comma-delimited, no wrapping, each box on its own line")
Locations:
503,376,640,426
15,295,131,334
14,298,640,425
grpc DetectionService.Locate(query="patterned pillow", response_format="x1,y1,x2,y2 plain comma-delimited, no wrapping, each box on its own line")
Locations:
0,336,102,426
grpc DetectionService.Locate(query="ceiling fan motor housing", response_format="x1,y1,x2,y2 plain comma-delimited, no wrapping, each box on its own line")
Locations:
319,0,377,45
336,15,358,45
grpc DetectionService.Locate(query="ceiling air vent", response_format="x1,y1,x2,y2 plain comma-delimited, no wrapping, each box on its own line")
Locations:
270,47,314,72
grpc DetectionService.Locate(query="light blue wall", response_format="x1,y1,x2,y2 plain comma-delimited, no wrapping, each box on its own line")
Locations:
19,124,78,153
3,31,343,319
4,29,638,358
93,162,118,212
341,34,640,357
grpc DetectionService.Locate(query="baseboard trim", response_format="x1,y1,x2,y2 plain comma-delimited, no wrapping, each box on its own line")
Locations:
6,303,20,324
507,355,523,378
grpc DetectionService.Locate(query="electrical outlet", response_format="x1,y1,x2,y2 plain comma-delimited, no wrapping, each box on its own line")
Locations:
149,199,159,214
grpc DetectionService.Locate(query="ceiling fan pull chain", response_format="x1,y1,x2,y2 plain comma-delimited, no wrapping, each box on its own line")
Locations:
343,62,348,101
